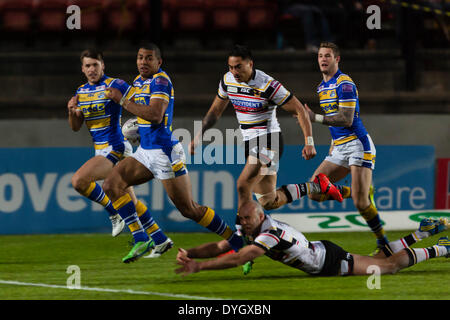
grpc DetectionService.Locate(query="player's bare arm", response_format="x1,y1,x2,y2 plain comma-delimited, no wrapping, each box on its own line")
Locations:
67,95,84,131
175,244,265,276
178,239,231,260
305,103,355,127
106,87,168,123
281,96,316,160
189,95,229,154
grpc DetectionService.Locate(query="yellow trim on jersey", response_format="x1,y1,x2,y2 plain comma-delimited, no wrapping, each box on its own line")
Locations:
103,77,114,86
224,78,272,92
112,193,132,210
336,74,354,85
278,91,291,105
137,117,152,125
239,118,270,124
94,143,109,150
256,240,271,250
333,135,357,146
150,93,170,102
339,101,357,108
86,117,110,129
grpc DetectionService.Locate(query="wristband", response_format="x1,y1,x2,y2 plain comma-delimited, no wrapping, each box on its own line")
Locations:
306,136,314,146
119,95,127,106
314,114,324,123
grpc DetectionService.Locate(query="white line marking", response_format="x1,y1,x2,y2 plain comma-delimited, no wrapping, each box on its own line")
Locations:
0,279,227,300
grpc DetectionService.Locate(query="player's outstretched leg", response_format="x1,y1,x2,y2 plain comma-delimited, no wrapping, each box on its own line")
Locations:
112,194,154,263
133,201,173,258
373,218,449,258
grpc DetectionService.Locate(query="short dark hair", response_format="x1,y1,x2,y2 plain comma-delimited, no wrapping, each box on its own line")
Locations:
228,44,253,61
80,49,103,63
319,42,340,57
138,41,162,59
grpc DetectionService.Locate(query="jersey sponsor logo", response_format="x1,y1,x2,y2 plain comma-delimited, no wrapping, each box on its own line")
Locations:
230,99,263,109
270,80,279,88
228,86,238,93
342,84,353,92
240,87,251,94
155,77,169,86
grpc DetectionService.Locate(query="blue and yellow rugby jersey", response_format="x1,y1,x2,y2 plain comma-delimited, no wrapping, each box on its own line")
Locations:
76,75,131,150
128,68,177,150
317,69,368,146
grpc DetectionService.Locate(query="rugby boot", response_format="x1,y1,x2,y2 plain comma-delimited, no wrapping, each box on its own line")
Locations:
420,218,449,236
315,173,343,202
144,238,174,258
109,214,125,237
122,240,154,263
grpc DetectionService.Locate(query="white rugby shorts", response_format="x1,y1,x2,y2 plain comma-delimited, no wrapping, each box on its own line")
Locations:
95,140,133,164
131,142,188,180
325,134,376,170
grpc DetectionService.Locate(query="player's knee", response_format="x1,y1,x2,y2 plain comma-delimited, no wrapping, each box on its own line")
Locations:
178,201,202,221
352,193,370,210
71,174,89,193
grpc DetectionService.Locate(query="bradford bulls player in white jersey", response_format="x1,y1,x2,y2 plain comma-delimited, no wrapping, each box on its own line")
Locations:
175,200,450,277
189,45,343,223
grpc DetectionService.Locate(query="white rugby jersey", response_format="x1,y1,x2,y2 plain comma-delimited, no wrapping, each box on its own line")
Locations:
249,215,327,275
218,69,292,141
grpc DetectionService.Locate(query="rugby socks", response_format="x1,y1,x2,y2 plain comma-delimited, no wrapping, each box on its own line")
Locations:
282,183,351,203
282,182,320,202
359,203,389,247
198,207,243,252
404,246,448,267
81,182,116,216
112,194,149,243
337,185,352,199
135,200,168,245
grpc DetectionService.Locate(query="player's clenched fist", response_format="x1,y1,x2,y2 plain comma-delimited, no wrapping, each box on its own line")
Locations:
67,95,81,115
105,87,123,104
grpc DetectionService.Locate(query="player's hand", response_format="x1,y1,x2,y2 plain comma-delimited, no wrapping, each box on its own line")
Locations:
188,134,201,155
175,248,200,276
105,87,123,104
303,104,315,122
302,145,316,160
67,95,81,116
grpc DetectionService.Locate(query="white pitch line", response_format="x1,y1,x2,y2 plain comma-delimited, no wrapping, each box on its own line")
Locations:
0,279,228,300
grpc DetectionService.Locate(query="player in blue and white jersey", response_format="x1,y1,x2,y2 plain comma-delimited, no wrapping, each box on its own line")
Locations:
104,43,243,263
304,42,388,249
175,200,450,277
68,49,169,244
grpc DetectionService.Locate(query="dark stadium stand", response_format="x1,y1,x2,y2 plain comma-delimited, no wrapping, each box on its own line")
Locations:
0,0,448,118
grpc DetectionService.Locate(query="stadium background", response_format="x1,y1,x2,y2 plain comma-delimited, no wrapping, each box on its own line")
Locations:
0,0,449,235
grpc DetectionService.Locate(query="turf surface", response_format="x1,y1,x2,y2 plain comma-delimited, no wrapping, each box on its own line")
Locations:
0,229,448,300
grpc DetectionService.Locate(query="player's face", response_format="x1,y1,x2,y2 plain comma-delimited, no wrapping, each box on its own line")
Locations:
81,57,104,84
228,56,253,83
137,48,162,79
318,48,339,75
239,208,264,236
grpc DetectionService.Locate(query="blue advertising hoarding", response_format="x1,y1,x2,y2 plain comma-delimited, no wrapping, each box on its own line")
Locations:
0,145,435,234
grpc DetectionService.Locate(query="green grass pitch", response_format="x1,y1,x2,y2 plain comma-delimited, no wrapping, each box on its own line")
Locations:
0,229,448,300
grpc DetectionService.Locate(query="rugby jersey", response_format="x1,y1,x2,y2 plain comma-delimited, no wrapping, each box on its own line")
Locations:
317,69,368,146
76,75,130,149
127,68,178,150
248,215,327,275
218,69,292,141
